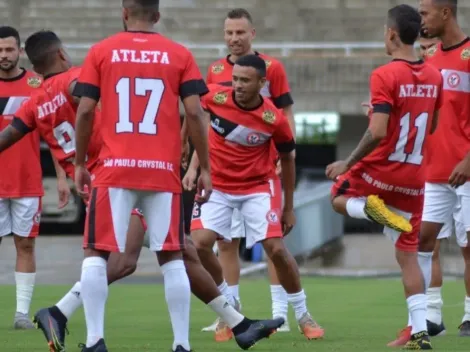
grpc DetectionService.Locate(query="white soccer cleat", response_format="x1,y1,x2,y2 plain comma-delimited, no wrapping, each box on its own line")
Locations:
202,317,219,332
276,320,291,332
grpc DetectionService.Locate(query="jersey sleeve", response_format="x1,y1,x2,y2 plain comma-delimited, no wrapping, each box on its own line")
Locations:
370,69,394,114
206,65,213,85
73,46,101,101
12,98,36,134
179,50,209,99
272,113,295,153
269,61,294,109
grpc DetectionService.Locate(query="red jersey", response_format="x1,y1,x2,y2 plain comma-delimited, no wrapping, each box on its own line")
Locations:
201,85,295,194
74,31,208,193
424,37,470,182
0,70,43,197
13,68,102,179
350,59,443,192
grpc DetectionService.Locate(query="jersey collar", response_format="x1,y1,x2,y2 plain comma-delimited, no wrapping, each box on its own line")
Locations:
391,59,424,65
0,68,26,82
232,91,264,111
441,36,470,52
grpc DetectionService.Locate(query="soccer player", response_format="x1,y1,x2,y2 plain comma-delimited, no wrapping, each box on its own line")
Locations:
327,5,443,350
416,0,470,338
0,26,43,329
193,7,295,336
0,29,284,352
419,34,440,59
188,54,324,341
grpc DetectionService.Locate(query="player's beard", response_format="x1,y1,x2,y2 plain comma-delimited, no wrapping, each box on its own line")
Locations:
0,56,19,73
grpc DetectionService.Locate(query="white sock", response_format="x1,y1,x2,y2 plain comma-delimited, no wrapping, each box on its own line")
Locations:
15,272,35,315
408,313,412,327
271,285,288,319
81,257,108,348
418,252,433,292
463,296,470,323
228,285,240,303
56,281,83,320
208,295,244,328
407,294,427,335
345,198,368,220
287,290,308,321
161,260,191,352
426,287,443,324
218,280,235,306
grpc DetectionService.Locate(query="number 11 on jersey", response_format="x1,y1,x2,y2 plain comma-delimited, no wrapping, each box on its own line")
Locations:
388,112,428,165
115,77,165,135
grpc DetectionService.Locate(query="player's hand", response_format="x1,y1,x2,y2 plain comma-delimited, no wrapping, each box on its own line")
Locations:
75,165,92,201
182,167,198,191
57,178,71,209
281,208,296,236
181,140,190,170
449,158,470,188
195,169,212,203
326,160,348,180
275,159,282,176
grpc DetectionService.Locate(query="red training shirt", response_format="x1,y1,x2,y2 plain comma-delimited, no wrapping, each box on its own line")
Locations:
74,31,208,193
424,37,470,183
0,69,43,197
350,59,443,206
201,84,295,195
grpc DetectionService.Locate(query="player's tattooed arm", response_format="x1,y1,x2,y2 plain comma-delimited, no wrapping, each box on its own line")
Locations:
0,123,27,152
345,111,389,168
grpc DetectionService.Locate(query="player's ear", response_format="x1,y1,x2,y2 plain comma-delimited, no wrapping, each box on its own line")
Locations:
122,8,129,22
18,46,24,56
152,11,161,24
251,27,256,40
259,76,266,89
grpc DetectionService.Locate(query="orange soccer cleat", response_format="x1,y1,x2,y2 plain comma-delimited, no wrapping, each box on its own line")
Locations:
387,325,411,347
298,313,325,340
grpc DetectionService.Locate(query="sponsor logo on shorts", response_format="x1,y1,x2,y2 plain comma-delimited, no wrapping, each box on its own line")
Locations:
34,212,41,224
266,209,279,224
192,203,201,219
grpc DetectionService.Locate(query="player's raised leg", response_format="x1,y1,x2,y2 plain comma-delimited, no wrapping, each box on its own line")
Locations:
34,212,146,352
11,197,41,329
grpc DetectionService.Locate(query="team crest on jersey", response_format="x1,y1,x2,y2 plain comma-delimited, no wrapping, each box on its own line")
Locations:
211,64,224,74
27,76,42,88
213,92,228,104
266,209,279,224
461,48,470,60
264,60,272,69
246,132,262,145
426,46,437,58
262,110,276,124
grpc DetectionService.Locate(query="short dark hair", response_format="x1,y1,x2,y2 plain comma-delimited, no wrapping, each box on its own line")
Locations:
235,54,266,77
123,0,159,20
388,5,421,45
24,30,62,71
227,8,253,24
433,0,457,16
0,26,20,47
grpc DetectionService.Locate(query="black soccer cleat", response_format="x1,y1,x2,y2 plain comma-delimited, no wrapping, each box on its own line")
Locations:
426,319,446,337
173,345,192,352
459,320,470,336
33,307,68,352
79,339,108,352
403,331,432,350
234,317,284,350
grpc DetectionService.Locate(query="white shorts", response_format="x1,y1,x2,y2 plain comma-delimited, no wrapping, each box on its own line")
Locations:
437,203,468,247
230,208,246,239
191,190,282,249
84,187,184,253
0,197,42,237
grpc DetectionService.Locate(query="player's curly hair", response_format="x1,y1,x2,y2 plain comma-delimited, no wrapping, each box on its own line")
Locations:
24,30,62,72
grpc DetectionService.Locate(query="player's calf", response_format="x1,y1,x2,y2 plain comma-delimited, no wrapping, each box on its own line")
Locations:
262,238,324,340
13,235,36,329
192,229,226,285
459,245,470,336
395,250,431,349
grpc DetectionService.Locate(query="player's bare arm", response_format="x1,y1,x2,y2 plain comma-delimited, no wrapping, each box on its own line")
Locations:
430,110,440,134
51,155,70,209
279,149,296,235
68,79,80,105
449,151,470,188
326,111,389,180
182,95,212,201
0,123,26,152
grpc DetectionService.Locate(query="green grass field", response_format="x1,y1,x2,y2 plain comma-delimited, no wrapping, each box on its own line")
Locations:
0,277,468,351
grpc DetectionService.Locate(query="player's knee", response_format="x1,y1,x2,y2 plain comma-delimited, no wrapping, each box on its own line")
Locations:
263,239,288,264
217,239,238,253
191,230,214,253
331,196,346,215
461,246,470,264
